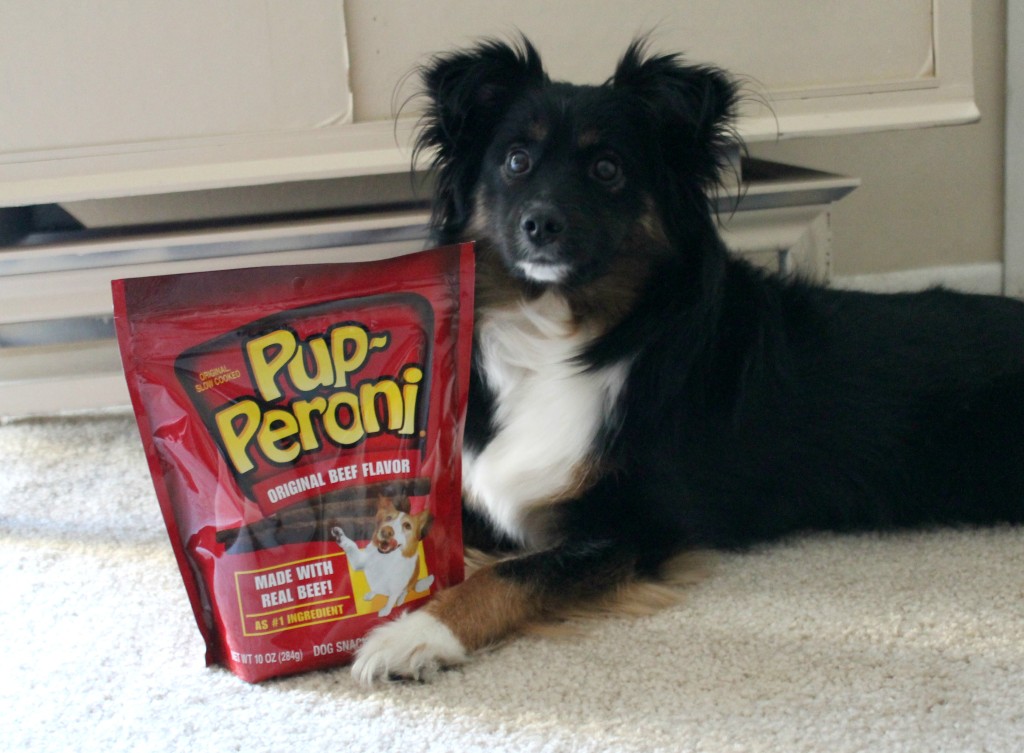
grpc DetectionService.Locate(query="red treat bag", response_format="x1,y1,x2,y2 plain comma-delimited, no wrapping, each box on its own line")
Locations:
112,244,474,682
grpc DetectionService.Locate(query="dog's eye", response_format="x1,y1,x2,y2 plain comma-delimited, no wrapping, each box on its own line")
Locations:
403,521,412,531
591,156,622,184
505,149,532,176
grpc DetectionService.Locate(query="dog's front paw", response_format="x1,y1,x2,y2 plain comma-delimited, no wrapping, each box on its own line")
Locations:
351,610,468,685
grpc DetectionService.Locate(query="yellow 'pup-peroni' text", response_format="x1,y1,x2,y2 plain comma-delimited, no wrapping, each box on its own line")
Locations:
213,324,423,474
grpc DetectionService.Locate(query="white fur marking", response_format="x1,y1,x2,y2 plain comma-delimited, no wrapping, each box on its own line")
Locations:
517,261,571,283
464,291,631,544
351,610,467,684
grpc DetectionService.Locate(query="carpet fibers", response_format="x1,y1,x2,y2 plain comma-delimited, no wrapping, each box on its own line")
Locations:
2,409,1022,752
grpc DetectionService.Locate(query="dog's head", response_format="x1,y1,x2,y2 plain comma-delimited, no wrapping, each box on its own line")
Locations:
371,495,433,558
417,36,738,290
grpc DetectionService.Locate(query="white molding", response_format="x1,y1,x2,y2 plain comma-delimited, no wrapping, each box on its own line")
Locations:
831,262,1005,295
1005,2,1024,297
0,372,129,418
0,121,419,209
721,206,833,280
0,161,857,417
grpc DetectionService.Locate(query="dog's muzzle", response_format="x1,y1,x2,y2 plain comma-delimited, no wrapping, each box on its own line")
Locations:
375,526,399,554
520,204,565,248
516,203,572,283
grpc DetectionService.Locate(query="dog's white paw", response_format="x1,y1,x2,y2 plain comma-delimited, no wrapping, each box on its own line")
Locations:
351,610,468,685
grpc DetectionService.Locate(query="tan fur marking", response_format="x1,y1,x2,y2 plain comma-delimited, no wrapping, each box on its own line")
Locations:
636,197,671,249
568,550,712,619
425,565,537,651
462,547,503,576
399,510,432,558
428,550,713,649
565,254,651,328
466,189,495,242
404,569,419,596
529,120,549,142
525,551,713,642
474,251,526,309
577,129,601,148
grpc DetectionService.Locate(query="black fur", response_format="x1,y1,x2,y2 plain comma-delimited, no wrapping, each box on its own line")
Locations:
418,36,1024,597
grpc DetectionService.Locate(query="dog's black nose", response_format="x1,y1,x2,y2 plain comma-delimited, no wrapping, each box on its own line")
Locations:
520,206,565,247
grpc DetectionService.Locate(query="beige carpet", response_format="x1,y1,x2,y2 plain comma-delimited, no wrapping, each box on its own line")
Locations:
2,409,1023,753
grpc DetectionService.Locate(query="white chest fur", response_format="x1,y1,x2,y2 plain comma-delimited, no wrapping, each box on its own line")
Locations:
463,291,630,545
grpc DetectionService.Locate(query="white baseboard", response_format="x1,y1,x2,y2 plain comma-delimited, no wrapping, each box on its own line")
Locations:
830,262,1004,295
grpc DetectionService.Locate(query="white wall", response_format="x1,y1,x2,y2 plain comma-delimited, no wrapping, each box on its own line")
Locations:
749,0,1007,278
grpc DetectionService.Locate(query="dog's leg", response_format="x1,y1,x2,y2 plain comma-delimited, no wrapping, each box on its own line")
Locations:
331,526,367,570
377,592,402,618
350,538,641,684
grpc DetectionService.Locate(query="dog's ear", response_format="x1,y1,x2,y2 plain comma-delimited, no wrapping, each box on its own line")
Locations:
392,494,412,514
416,37,547,233
416,511,434,540
612,38,738,188
375,495,399,516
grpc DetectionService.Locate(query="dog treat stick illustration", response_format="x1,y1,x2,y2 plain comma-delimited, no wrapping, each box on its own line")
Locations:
215,478,432,553
333,496,435,617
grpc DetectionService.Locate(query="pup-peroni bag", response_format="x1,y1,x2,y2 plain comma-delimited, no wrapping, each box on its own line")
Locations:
113,245,474,682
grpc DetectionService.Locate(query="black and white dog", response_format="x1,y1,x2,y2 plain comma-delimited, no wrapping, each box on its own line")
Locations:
350,37,1024,683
